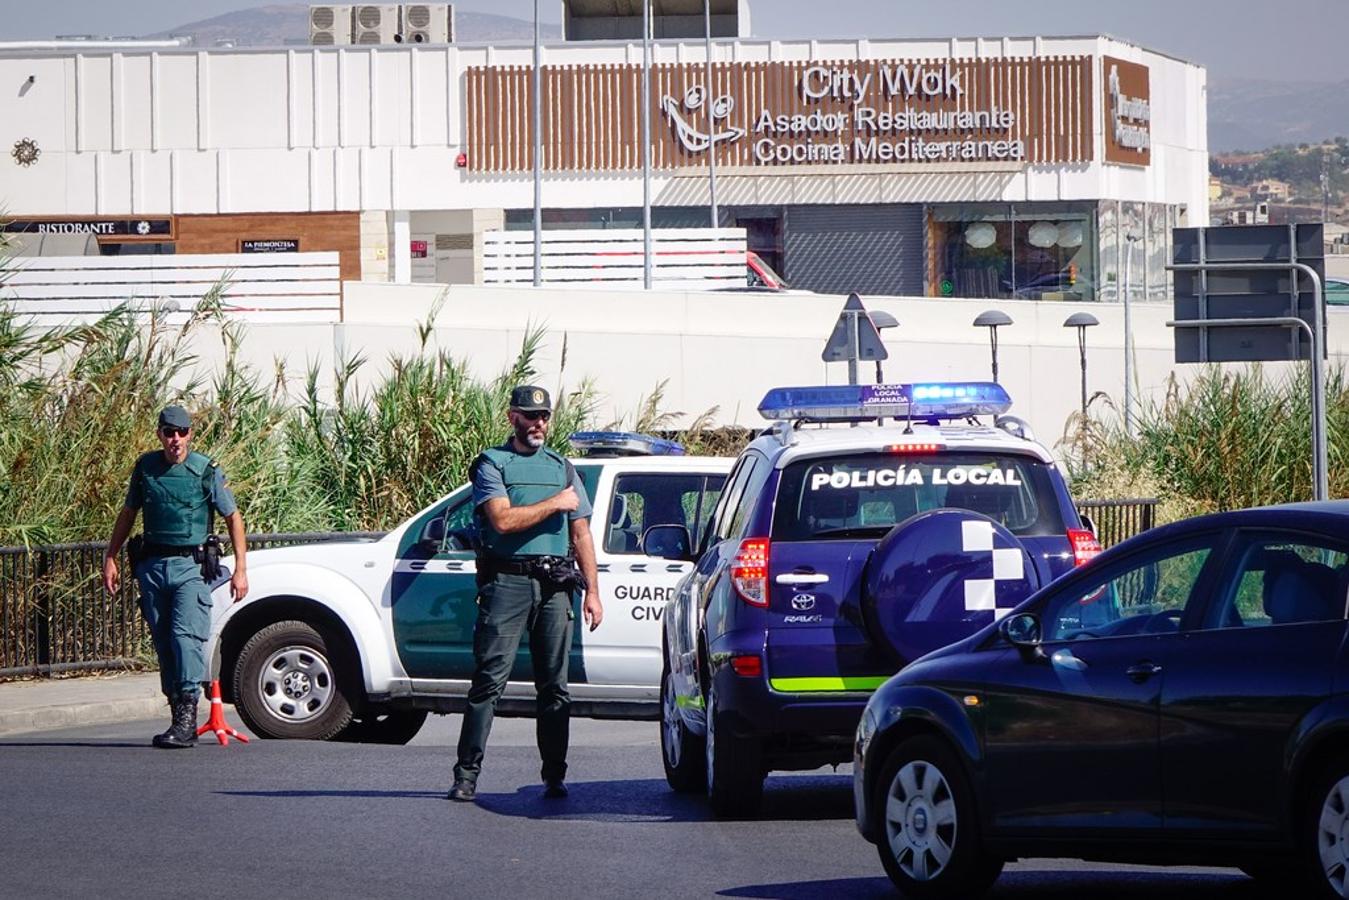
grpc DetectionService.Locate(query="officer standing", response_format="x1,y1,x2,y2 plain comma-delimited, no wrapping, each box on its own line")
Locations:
102,406,249,749
449,385,602,802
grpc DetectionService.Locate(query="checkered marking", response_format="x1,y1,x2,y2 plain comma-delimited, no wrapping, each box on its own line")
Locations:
960,520,1025,620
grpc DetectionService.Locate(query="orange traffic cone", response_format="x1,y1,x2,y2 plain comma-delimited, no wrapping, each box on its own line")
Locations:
197,679,250,746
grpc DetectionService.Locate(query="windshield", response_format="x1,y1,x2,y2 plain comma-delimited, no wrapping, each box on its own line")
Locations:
771,451,1065,541
748,251,790,290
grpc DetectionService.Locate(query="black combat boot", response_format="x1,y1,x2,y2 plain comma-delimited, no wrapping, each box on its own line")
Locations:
155,695,198,749
151,696,178,748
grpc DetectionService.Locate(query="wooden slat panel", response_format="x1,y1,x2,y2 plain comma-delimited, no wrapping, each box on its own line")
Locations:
6,295,340,314
0,281,343,300
6,265,341,284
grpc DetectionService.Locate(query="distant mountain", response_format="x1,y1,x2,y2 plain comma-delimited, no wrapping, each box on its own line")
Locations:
1208,78,1349,153
146,4,561,47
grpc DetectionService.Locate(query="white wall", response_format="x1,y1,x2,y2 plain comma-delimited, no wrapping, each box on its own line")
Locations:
0,36,1206,218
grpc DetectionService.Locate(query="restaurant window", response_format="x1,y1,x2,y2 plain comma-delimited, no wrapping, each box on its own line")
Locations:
931,203,1099,302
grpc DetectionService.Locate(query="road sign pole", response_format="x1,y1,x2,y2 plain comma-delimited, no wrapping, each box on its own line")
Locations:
847,311,859,386
1168,261,1328,501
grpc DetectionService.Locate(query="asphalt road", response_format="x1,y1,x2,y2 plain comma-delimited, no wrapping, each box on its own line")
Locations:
0,714,1283,900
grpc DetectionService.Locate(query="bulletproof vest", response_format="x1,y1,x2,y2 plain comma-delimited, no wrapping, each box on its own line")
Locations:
477,445,571,559
137,450,213,546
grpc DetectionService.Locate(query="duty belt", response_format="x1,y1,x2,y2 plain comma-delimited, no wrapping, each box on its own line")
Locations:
490,556,568,577
142,543,199,559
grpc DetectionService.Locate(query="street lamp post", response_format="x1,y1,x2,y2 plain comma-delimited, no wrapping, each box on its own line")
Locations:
973,310,1013,383
1122,231,1142,434
870,310,899,382
1063,312,1100,423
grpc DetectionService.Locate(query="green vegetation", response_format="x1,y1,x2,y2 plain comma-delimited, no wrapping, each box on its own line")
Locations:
1066,364,1348,522
1211,138,1349,204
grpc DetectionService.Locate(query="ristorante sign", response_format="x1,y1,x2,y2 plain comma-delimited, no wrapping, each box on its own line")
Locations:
465,56,1094,173
1102,56,1151,166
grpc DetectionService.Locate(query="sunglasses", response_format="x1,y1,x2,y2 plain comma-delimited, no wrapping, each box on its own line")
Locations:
517,410,551,422
159,426,190,438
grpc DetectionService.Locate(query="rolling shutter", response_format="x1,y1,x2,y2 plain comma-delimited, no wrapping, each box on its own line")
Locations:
785,204,925,296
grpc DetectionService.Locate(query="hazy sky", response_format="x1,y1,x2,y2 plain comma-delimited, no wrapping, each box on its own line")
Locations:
3,0,1347,82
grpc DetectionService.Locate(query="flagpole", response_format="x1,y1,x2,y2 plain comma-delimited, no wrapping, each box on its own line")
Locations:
532,0,542,286
642,0,652,289
704,0,718,229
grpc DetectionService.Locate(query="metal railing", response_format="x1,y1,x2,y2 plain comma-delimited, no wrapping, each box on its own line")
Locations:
0,531,384,680
1076,498,1158,549
1,502,1160,681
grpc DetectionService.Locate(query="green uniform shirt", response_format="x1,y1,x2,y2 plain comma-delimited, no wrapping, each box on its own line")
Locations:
125,450,236,546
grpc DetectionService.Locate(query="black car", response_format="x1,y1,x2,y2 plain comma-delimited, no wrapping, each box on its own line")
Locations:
853,501,1349,898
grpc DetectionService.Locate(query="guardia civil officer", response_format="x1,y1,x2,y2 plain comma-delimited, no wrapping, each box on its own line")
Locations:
449,385,602,802
102,406,249,749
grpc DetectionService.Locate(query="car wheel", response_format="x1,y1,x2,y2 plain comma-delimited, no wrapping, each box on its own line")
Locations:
704,682,763,818
336,709,429,745
233,620,355,740
1305,766,1349,898
660,660,706,793
874,736,1003,899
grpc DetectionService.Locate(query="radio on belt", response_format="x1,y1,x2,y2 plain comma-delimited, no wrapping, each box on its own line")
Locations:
568,431,686,457
757,381,1013,423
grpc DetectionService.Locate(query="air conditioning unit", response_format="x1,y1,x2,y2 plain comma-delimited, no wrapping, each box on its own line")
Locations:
400,4,454,44
353,4,400,44
309,5,354,45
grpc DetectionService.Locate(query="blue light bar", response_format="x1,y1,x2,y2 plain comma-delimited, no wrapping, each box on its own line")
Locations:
569,431,686,457
757,382,1012,422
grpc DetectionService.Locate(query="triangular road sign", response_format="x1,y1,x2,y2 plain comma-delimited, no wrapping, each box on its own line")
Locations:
822,293,889,362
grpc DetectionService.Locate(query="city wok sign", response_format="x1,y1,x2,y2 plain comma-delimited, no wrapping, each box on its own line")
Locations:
465,55,1105,173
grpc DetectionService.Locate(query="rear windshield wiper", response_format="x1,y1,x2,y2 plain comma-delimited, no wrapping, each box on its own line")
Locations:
808,526,893,539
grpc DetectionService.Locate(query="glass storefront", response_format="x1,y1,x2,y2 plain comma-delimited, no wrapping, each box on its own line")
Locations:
931,203,1100,302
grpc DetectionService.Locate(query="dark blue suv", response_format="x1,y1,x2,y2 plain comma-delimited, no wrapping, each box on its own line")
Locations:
655,382,1099,817
854,501,1349,899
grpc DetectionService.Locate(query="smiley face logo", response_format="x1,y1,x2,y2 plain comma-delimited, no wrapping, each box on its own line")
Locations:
661,83,745,154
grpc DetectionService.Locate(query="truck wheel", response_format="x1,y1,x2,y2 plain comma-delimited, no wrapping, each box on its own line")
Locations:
704,683,763,818
337,709,429,745
661,661,705,793
874,736,1002,899
233,620,355,740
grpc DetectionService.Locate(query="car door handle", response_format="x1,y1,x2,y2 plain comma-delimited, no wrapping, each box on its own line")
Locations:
775,572,830,585
1125,661,1163,682
1050,649,1088,671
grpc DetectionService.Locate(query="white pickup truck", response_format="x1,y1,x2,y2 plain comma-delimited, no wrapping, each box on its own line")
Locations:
205,433,731,743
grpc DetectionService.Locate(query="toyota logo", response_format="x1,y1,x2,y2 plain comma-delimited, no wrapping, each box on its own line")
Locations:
791,594,816,611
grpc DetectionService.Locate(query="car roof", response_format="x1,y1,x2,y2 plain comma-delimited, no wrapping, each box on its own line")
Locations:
1104,500,1349,558
568,454,735,472
747,421,1055,467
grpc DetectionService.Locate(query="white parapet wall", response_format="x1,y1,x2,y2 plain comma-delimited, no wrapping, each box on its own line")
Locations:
324,282,1349,443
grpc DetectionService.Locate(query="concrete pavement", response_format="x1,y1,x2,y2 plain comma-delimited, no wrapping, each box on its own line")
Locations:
0,672,207,737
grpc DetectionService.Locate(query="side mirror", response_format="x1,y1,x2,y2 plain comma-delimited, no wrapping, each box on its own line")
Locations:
642,524,693,561
419,515,447,554
1000,612,1042,649
1079,513,1098,538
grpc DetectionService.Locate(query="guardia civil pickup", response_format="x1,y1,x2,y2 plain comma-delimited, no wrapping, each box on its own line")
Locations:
657,383,1102,816
203,432,731,743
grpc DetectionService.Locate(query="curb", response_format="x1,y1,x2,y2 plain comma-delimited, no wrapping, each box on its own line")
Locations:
0,694,208,739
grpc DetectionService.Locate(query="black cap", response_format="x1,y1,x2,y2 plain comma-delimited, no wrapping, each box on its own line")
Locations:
509,385,552,412
158,405,192,429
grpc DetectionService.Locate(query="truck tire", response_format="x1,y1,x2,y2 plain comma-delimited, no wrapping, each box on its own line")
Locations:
704,682,763,818
233,619,355,740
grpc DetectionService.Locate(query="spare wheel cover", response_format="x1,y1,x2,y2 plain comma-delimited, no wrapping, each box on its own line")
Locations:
861,509,1041,666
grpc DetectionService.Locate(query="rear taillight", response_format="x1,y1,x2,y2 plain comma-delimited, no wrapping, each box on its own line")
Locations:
1068,528,1102,567
730,538,770,607
885,443,944,454
730,654,763,678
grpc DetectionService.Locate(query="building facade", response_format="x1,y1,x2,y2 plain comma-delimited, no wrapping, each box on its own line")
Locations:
0,33,1207,303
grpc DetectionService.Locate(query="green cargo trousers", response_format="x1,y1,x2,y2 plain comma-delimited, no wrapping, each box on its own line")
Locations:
135,555,212,700
454,572,573,785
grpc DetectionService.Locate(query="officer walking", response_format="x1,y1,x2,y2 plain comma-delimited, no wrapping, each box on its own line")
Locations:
102,406,249,749
449,385,602,802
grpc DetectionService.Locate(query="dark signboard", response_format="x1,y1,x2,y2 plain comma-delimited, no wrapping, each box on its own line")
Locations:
1,218,172,237
1172,224,1326,363
240,239,299,253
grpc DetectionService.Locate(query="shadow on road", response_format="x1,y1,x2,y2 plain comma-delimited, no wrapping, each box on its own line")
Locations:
719,869,1283,900
217,790,445,800
472,773,855,823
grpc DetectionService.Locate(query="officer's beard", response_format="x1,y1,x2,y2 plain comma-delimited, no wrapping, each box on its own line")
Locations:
514,421,546,450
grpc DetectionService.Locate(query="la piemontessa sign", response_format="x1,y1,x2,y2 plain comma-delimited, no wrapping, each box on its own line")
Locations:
466,55,1109,173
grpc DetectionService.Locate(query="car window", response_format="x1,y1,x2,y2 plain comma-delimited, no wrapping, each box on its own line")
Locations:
771,451,1065,540
1203,535,1349,629
1041,541,1215,642
728,454,773,540
604,473,725,556
711,454,761,544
